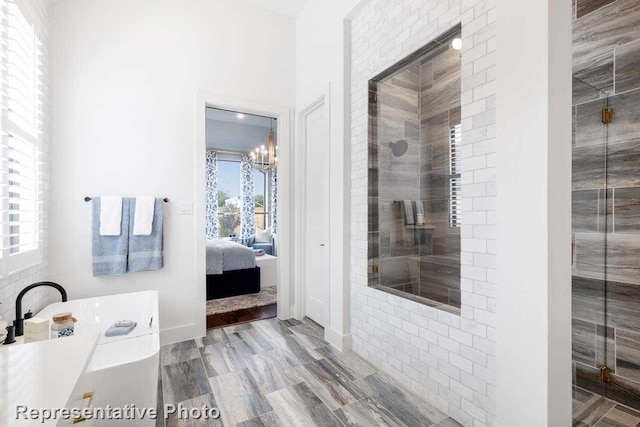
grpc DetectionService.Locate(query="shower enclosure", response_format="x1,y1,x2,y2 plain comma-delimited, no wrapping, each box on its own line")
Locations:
368,25,462,313
572,0,640,414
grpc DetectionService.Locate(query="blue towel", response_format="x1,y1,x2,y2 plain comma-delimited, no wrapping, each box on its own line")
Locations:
93,197,129,276
105,322,137,337
127,198,164,272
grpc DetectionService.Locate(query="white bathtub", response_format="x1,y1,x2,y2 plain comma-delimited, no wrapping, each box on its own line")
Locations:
36,290,160,426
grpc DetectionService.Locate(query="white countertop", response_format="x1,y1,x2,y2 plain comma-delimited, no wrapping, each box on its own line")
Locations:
0,334,99,427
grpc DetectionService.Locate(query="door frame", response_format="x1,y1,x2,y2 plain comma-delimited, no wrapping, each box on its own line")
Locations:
294,84,331,326
195,91,294,337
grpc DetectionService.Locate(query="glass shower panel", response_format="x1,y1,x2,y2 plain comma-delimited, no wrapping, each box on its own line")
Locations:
368,26,462,312
572,89,609,399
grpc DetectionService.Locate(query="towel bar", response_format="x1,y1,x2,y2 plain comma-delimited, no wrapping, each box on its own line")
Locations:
84,196,169,203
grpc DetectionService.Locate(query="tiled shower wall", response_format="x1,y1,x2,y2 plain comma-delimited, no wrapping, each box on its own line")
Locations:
571,0,640,410
350,0,497,425
372,41,462,310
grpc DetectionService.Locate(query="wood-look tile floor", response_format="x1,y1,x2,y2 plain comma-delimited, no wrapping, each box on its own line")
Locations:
158,317,461,427
573,386,640,426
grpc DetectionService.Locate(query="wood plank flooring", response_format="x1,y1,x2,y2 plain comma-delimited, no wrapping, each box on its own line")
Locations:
206,303,277,329
574,386,640,426
158,317,460,427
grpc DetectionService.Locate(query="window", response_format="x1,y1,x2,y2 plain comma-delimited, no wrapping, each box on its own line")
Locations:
0,0,45,273
449,123,462,227
216,160,242,238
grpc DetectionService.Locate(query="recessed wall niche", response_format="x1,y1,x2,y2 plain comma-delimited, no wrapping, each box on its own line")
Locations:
368,25,462,313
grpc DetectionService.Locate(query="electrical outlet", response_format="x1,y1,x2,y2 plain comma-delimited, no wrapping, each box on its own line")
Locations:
179,202,193,215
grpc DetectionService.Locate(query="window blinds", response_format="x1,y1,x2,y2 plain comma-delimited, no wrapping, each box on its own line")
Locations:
0,0,45,273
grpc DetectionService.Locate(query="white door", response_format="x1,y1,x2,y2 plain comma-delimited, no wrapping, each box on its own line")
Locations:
303,104,330,326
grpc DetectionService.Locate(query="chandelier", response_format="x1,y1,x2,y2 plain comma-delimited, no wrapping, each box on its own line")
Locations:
251,118,277,172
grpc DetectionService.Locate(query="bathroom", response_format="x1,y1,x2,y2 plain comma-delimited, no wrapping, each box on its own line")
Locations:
0,0,639,425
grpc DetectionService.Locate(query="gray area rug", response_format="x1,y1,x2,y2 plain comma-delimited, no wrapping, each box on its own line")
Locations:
206,287,277,315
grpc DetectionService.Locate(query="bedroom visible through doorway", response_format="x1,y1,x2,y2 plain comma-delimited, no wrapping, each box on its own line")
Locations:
204,107,278,329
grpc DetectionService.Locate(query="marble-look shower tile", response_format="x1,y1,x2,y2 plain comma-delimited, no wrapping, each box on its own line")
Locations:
606,373,640,411
615,39,640,94
573,0,640,66
573,146,605,191
573,318,597,366
209,369,273,426
266,382,344,427
603,233,640,285
573,394,616,426
616,329,640,382
594,404,640,426
596,325,615,372
573,51,614,104
236,412,283,427
573,233,606,279
574,97,608,148
354,373,448,426
161,340,201,366
573,275,640,332
573,190,603,232
162,358,213,404
575,361,606,396
576,0,617,19
386,64,420,92
380,257,419,287
199,341,248,377
333,396,407,427
612,187,640,232
606,142,640,189
607,88,640,146
295,359,366,410
165,393,222,427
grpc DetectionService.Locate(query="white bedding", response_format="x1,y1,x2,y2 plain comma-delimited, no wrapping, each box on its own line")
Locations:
206,239,256,275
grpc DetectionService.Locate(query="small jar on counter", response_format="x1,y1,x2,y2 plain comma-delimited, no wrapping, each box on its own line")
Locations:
51,312,75,339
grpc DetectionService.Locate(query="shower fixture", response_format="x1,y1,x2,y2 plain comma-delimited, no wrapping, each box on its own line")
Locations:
389,140,408,157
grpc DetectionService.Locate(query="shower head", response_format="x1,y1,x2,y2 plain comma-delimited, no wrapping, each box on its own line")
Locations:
389,140,408,157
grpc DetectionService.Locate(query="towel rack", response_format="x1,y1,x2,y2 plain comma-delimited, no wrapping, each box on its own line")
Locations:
84,197,169,203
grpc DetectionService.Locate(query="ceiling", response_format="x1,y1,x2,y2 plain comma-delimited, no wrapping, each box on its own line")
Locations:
236,0,311,17
206,108,276,153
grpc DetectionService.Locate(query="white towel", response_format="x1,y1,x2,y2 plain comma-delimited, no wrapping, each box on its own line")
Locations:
133,196,156,236
100,196,123,236
403,200,415,225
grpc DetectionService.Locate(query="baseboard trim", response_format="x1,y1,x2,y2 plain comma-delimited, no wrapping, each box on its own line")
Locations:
160,322,200,346
325,328,352,352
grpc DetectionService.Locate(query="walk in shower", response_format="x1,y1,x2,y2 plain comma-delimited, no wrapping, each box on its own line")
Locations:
572,0,640,420
368,25,462,313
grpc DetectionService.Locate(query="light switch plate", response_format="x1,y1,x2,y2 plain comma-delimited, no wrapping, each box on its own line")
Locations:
179,202,193,215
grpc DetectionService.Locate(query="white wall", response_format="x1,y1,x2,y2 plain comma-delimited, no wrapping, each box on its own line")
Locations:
295,0,363,350
48,0,296,343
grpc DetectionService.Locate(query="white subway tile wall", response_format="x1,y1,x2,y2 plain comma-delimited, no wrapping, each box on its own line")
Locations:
350,0,496,425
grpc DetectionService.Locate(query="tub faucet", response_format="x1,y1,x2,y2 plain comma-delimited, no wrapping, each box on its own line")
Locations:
14,281,67,337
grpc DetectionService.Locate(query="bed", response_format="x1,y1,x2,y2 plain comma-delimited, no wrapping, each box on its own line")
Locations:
206,239,260,300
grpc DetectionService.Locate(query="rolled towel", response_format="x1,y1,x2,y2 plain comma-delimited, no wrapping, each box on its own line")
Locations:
105,321,137,337
133,196,156,236
100,196,123,236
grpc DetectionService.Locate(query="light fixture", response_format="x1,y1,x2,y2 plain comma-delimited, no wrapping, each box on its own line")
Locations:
251,118,277,172
451,37,462,51
236,113,245,119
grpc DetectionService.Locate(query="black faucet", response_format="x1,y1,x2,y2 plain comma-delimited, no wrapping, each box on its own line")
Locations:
14,281,67,337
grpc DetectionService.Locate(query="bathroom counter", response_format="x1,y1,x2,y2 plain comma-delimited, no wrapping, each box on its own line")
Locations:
0,334,99,426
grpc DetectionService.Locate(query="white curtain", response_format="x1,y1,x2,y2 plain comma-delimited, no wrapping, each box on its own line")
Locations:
240,154,255,244
205,151,218,239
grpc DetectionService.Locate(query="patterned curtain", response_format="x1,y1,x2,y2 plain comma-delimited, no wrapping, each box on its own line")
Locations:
271,169,277,234
240,154,255,245
205,151,218,239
